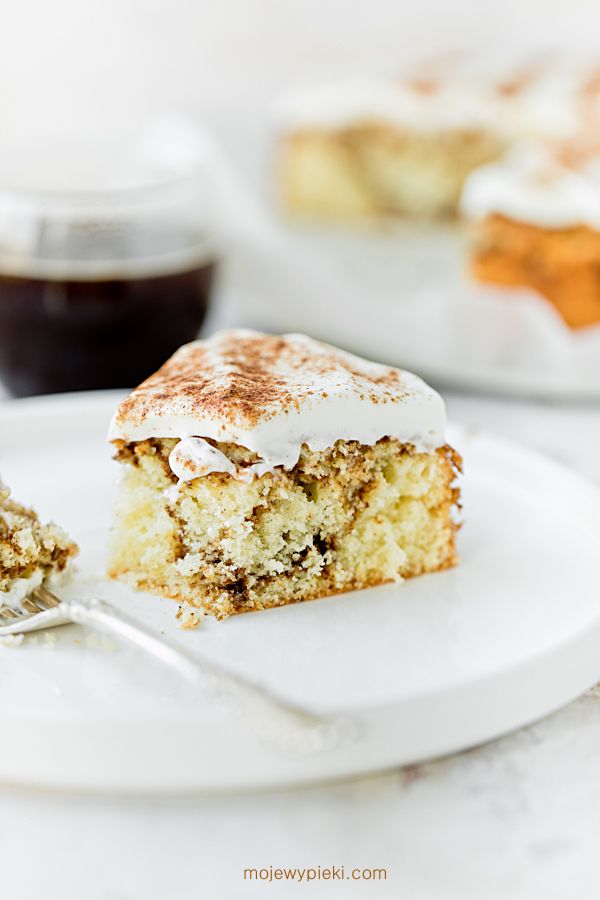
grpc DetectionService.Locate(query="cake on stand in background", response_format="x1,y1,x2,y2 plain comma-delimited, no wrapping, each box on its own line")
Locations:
275,53,600,223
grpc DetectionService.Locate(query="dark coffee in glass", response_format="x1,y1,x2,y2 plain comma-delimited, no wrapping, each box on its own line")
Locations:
0,262,215,397
0,138,218,396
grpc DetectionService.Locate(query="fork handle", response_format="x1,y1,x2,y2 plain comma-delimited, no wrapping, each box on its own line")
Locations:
60,597,351,753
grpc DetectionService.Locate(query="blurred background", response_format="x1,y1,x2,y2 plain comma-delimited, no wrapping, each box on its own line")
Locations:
1,0,600,400
2,0,599,147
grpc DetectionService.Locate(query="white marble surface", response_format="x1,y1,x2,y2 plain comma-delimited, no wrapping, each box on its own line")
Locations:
1,389,600,900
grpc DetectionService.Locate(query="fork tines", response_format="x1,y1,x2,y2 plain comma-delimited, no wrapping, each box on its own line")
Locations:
0,605,21,621
29,586,62,611
0,584,61,622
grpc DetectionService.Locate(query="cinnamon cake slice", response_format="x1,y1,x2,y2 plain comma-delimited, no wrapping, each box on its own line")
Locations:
0,481,78,608
107,330,461,619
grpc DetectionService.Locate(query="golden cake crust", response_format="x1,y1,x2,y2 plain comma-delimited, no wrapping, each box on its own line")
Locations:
470,213,600,328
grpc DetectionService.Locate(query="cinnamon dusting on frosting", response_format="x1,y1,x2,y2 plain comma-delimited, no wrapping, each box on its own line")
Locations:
405,77,439,96
115,330,408,431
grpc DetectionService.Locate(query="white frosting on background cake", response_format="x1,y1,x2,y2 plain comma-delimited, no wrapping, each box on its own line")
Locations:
276,55,600,147
509,69,587,141
460,145,600,229
276,78,504,134
109,330,447,477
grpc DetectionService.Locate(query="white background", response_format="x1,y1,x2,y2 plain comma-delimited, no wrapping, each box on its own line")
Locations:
2,0,600,149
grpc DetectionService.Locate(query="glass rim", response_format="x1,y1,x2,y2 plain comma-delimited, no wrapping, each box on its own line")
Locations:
0,132,210,217
0,172,206,217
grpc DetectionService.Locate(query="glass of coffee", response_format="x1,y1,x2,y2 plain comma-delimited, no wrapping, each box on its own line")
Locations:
0,138,218,396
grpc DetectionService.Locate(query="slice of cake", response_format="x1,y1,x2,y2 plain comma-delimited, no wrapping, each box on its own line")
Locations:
461,143,600,329
0,482,78,608
276,75,508,221
107,331,460,619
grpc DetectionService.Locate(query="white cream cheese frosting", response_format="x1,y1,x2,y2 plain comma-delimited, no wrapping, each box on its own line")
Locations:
168,437,274,483
1,570,44,610
460,144,600,230
109,330,447,482
1,568,69,611
276,55,600,146
276,77,505,134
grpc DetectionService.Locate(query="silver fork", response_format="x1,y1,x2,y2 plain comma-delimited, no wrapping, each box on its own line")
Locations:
0,586,356,754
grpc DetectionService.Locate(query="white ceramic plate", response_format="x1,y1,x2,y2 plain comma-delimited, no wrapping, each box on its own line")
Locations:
1,391,600,794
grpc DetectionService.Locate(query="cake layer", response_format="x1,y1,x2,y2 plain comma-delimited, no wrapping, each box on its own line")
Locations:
279,126,506,220
109,331,446,471
0,481,78,607
108,437,460,619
